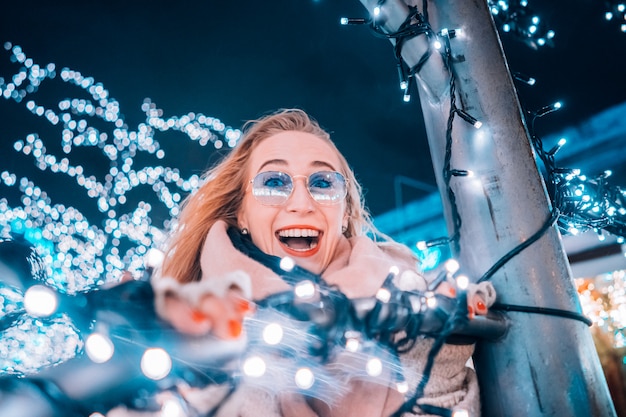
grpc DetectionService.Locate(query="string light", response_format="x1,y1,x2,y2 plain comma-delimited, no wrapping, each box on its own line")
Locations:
280,256,296,271
488,0,556,49
0,42,241,293
294,367,315,389
603,0,626,32
262,322,284,345
366,357,383,377
23,284,58,317
85,332,115,363
4,0,622,410
140,347,172,380
242,355,267,378
294,279,317,299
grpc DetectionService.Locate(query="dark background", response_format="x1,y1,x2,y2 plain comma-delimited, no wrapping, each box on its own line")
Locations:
1,0,625,222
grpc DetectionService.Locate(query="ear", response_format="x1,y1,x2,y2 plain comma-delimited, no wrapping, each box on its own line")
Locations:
342,214,350,234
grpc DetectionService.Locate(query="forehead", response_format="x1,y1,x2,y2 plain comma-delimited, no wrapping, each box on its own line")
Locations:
247,131,342,173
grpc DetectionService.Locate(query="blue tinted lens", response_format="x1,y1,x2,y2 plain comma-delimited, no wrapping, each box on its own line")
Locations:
308,171,347,204
251,171,293,205
251,171,347,206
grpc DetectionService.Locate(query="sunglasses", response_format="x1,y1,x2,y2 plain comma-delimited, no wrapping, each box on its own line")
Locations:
250,170,348,206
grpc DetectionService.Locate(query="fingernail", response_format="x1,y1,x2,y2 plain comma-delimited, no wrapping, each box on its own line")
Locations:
191,310,206,323
448,287,456,297
229,319,243,338
477,300,486,313
468,306,475,319
236,298,253,314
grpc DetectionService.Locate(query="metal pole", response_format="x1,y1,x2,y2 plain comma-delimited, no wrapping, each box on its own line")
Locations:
357,0,617,415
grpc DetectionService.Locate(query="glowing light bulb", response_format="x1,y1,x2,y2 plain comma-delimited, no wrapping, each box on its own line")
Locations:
376,288,391,303
445,259,460,274
161,398,185,417
366,357,383,377
145,248,164,269
346,337,360,352
24,285,58,317
263,323,284,345
85,332,115,363
373,6,381,16
434,40,443,49
340,17,349,25
243,356,266,377
280,256,295,271
453,409,469,417
389,265,400,275
426,293,438,308
416,241,428,251
294,280,316,299
396,381,409,393
456,275,470,290
295,367,315,389
141,348,172,380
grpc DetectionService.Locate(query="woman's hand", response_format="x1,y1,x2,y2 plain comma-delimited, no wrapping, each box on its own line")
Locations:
161,288,253,338
153,271,254,339
395,269,496,318
437,280,496,318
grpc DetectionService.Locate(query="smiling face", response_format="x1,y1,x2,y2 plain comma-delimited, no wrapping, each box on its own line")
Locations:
238,130,348,274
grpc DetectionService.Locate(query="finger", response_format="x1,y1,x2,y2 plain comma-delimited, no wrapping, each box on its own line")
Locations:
163,295,214,335
198,294,244,340
468,294,488,316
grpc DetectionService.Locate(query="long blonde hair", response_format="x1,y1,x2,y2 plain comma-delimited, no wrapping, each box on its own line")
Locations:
160,108,399,283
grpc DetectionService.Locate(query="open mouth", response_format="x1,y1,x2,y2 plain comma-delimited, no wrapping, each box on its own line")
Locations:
276,228,321,254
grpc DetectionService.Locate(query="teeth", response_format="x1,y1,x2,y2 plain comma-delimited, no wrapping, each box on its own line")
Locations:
278,228,320,238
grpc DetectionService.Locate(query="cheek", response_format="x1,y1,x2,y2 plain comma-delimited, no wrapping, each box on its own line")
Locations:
239,196,276,251
324,205,347,236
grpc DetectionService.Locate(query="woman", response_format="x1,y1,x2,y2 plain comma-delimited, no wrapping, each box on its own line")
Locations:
152,108,495,416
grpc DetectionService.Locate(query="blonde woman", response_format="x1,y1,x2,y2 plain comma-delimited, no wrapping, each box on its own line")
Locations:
152,109,495,416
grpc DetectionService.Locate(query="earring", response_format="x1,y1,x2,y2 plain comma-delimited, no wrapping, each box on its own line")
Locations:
241,227,249,235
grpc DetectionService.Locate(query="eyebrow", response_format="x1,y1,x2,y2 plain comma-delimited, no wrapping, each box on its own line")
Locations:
257,159,338,172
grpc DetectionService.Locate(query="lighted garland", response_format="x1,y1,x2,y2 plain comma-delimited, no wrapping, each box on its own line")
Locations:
525,100,626,239
0,238,498,417
0,42,242,293
603,0,626,33
487,0,555,49
0,40,496,417
0,1,620,414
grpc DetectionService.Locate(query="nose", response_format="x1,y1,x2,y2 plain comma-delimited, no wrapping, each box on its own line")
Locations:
285,177,315,212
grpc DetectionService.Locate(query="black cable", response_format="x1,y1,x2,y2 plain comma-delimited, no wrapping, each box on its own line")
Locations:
477,209,559,284
491,302,592,327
